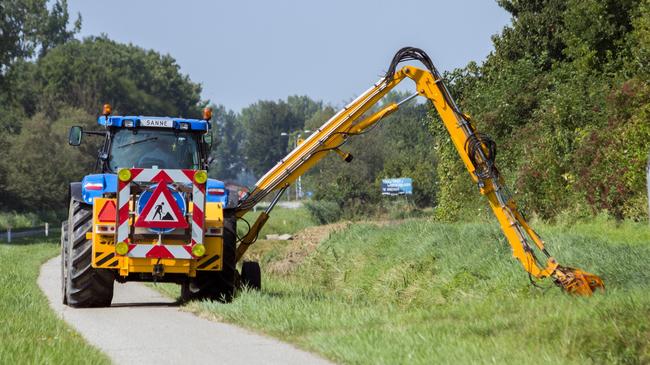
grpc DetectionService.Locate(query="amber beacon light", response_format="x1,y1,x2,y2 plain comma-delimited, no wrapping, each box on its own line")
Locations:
203,107,212,121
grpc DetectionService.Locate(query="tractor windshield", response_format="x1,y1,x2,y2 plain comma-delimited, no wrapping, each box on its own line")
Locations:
108,129,201,171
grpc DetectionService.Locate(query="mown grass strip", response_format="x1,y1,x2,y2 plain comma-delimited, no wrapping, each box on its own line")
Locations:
175,218,650,364
0,239,110,364
239,207,315,237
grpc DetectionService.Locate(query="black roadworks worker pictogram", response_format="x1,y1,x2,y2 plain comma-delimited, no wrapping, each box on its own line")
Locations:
153,201,174,221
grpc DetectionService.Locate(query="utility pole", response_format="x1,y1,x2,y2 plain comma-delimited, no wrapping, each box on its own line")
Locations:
280,129,312,200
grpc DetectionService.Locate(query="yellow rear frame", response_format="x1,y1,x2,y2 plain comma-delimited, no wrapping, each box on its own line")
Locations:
90,198,225,278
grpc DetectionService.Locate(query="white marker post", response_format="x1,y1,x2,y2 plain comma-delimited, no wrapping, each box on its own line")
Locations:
45,222,49,237
7,227,11,243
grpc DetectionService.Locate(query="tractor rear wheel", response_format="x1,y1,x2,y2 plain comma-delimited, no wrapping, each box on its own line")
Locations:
241,261,261,290
181,214,237,302
65,199,114,307
60,220,68,305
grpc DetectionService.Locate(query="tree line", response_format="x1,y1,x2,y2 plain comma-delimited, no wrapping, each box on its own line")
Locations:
431,0,650,221
209,92,436,216
0,0,203,212
0,0,647,222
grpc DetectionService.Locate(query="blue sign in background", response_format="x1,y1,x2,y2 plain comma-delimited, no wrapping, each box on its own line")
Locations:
381,178,413,195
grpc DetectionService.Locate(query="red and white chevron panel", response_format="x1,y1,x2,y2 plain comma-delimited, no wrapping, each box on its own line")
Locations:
117,177,131,245
116,168,206,259
126,243,193,259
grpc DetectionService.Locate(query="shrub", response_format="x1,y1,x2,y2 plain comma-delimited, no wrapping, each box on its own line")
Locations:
0,212,39,230
304,200,341,224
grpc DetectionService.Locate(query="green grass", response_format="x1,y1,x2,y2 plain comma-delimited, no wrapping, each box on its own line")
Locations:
177,217,650,364
0,239,110,364
240,207,315,237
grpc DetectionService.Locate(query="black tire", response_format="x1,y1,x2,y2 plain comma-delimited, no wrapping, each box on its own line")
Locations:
181,214,237,302
215,214,237,300
60,220,68,305
65,199,114,307
241,261,261,291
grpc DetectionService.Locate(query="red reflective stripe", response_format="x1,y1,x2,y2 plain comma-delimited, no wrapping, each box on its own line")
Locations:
145,245,174,259
85,183,103,190
118,203,129,224
193,206,204,226
150,170,173,183
118,180,128,191
181,169,195,182
129,168,144,180
195,181,205,194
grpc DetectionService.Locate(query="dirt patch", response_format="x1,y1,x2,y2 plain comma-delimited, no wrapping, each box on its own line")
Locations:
265,222,349,275
244,219,406,275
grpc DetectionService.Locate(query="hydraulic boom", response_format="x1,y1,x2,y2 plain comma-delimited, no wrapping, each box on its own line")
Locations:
235,47,604,296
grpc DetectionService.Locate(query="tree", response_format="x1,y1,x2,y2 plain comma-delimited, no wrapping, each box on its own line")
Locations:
0,2,205,212
209,105,244,181
0,0,79,80
305,105,336,131
492,0,568,69
240,100,302,176
0,0,81,211
379,100,437,207
3,108,97,211
32,36,204,118
431,0,650,221
303,92,437,213
286,95,322,124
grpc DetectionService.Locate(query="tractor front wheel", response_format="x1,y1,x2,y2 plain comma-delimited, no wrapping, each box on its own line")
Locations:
60,220,68,305
65,199,114,307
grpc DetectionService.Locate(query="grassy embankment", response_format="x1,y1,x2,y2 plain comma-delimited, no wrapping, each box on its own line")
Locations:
238,206,316,237
0,238,110,364
162,209,650,364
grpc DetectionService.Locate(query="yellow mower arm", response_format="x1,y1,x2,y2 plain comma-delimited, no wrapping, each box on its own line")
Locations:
235,47,604,296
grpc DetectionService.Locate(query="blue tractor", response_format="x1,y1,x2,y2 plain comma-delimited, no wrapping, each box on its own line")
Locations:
62,105,247,307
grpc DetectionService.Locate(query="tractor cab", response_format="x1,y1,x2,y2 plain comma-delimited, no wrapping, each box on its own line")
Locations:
68,105,229,206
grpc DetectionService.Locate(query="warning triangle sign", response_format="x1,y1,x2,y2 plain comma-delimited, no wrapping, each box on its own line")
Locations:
135,183,188,229
98,200,117,223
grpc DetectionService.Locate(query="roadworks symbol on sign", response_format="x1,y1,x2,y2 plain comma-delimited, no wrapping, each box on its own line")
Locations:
135,183,188,229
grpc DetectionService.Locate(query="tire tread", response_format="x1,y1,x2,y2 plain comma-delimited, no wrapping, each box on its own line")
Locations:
65,200,114,308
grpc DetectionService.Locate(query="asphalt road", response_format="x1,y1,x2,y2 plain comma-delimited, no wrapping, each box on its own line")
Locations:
38,256,333,365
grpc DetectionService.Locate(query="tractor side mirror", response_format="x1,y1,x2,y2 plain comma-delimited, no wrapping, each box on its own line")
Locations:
69,126,83,146
203,133,214,149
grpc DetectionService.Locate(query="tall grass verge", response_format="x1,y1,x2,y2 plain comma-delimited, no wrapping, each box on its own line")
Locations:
187,218,650,364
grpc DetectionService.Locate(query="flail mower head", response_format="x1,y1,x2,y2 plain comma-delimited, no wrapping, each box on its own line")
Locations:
553,266,605,296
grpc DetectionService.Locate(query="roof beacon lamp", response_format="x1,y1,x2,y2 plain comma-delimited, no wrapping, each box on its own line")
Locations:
203,107,212,121
102,103,112,117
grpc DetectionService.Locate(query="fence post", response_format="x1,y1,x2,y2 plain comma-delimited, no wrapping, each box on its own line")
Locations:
7,227,11,243
45,222,49,237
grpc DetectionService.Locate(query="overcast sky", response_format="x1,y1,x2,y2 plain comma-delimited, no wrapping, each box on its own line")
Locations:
67,1,511,111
